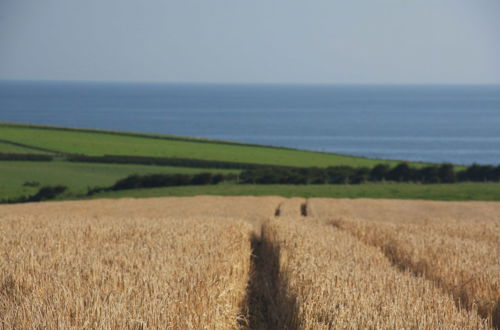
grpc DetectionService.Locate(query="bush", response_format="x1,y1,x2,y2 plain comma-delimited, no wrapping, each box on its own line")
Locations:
211,174,225,184
66,154,281,170
191,173,213,185
106,173,228,192
351,167,371,184
387,163,414,182
457,164,500,182
238,162,500,185
2,185,69,204
111,175,143,190
370,164,390,182
305,167,328,184
326,166,356,184
417,166,440,183
0,153,53,161
29,185,67,202
437,163,456,183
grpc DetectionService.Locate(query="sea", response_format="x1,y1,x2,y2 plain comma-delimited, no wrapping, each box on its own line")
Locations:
1,81,500,165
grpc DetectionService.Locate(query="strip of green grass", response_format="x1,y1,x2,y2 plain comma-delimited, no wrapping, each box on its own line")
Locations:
0,161,236,200
0,122,413,168
0,141,49,154
85,182,500,201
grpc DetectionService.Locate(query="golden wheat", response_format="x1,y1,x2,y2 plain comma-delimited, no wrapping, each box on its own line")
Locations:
309,198,500,327
2,196,498,329
0,196,284,221
260,217,488,329
308,198,500,244
276,197,306,217
0,213,253,328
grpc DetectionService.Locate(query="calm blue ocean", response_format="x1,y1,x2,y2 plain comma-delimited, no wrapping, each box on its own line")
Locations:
1,81,500,165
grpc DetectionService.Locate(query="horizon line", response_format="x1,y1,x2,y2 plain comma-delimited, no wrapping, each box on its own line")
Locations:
1,78,500,87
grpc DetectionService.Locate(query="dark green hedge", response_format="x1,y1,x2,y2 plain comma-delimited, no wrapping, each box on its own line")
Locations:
0,153,53,161
66,154,283,170
86,172,231,195
92,163,500,197
239,163,500,184
1,185,67,204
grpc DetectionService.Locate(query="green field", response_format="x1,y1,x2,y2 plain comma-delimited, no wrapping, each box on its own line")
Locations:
0,141,49,154
85,182,500,201
0,122,408,167
1,122,493,202
0,161,235,200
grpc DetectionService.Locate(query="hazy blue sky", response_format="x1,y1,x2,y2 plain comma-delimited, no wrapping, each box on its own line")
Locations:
1,0,499,84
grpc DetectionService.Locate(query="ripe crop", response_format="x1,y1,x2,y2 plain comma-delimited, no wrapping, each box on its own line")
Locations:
0,196,285,328
257,217,487,328
1,196,498,328
309,198,500,328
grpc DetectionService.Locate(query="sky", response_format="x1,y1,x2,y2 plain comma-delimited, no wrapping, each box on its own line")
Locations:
1,0,499,84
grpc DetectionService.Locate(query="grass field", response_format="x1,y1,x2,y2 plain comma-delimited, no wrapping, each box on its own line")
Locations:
0,141,48,154
85,182,500,201
0,122,406,167
0,122,493,202
0,161,235,199
1,197,497,328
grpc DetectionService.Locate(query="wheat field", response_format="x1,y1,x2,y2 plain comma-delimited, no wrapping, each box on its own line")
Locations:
0,215,255,328
309,198,500,328
260,217,488,329
1,196,499,329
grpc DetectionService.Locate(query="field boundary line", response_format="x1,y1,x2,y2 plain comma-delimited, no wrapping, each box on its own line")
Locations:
0,138,60,154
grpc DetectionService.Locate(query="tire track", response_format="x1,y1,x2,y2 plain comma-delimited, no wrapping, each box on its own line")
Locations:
300,202,307,217
275,198,306,218
274,203,282,217
242,231,299,330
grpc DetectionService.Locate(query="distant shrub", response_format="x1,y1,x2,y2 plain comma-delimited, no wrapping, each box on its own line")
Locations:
0,153,53,161
240,168,305,184
191,173,213,185
103,173,229,193
416,166,440,183
326,166,357,184
437,163,456,183
1,185,67,204
457,164,500,182
66,154,279,170
351,167,371,184
387,163,413,182
239,162,500,185
211,174,225,184
104,163,500,191
305,167,327,184
370,164,390,182
29,185,67,202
